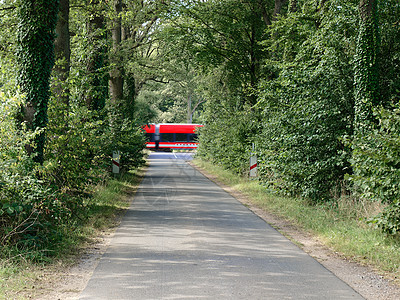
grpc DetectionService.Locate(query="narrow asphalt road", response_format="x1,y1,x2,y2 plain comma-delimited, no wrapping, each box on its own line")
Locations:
79,152,363,299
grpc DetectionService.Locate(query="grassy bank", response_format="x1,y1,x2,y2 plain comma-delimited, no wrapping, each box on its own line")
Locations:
0,168,145,299
193,158,400,280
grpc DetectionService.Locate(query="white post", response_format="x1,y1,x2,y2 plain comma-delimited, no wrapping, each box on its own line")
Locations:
112,151,121,174
249,143,257,177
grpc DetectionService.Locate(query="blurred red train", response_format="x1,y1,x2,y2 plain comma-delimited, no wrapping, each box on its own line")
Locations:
143,123,203,151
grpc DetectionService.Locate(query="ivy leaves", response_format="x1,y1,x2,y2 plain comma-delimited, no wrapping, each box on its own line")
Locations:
16,0,60,164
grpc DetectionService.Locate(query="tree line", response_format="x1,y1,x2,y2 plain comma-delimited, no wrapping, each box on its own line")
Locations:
161,0,399,235
0,0,171,258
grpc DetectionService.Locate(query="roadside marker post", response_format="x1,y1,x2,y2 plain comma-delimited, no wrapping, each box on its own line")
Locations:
112,151,121,175
250,143,257,178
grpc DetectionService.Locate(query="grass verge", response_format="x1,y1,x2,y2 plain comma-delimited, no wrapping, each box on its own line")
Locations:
193,158,400,281
0,167,146,299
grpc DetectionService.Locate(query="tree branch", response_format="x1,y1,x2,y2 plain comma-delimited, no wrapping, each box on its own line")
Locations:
191,98,207,115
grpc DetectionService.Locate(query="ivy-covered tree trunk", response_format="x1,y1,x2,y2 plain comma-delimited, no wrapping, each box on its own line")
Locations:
17,0,60,164
121,25,136,121
354,0,380,133
86,0,107,111
109,0,124,104
352,0,381,195
249,21,260,106
123,74,136,120
53,0,70,127
283,0,298,61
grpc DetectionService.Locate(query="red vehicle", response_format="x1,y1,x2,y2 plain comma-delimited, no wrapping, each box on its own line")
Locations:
143,123,203,151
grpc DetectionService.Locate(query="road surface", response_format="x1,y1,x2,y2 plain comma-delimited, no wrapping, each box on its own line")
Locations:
80,152,363,299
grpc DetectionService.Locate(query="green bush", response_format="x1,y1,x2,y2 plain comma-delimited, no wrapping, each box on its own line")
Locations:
110,119,146,173
0,91,146,260
350,106,400,204
0,93,69,256
197,102,258,175
350,106,400,236
256,3,356,201
45,95,146,192
45,104,110,193
368,200,400,236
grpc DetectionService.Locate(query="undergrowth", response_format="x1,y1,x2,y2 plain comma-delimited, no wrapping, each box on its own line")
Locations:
0,168,144,299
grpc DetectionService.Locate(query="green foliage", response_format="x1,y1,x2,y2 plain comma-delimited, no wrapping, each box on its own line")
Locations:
257,69,353,200
0,91,145,260
134,62,205,124
0,1,148,261
348,0,400,233
256,0,357,201
353,0,380,133
69,3,108,111
167,0,268,104
171,0,271,175
0,93,69,258
45,95,146,193
109,118,146,172
197,93,259,174
45,105,110,193
0,2,18,94
16,0,60,164
368,200,400,236
350,106,400,204
379,0,400,106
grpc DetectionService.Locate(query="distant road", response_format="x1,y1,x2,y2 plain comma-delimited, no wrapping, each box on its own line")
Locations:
147,151,195,161
80,153,363,299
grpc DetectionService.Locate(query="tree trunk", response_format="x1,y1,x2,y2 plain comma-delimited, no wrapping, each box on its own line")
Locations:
86,0,107,111
249,23,258,106
354,0,380,133
123,75,136,120
53,0,70,128
122,24,136,121
109,0,124,104
17,0,60,164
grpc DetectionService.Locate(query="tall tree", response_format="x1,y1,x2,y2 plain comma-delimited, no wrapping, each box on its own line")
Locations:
17,0,60,164
109,0,123,104
171,0,269,106
86,0,107,111
354,0,380,133
351,0,382,198
53,0,70,127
